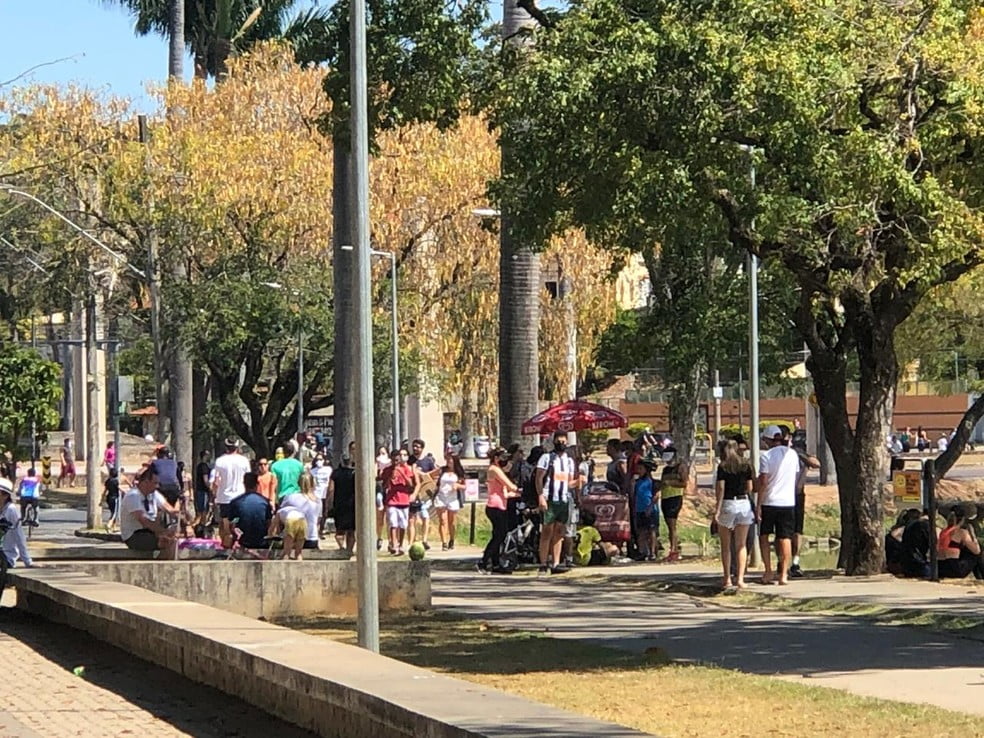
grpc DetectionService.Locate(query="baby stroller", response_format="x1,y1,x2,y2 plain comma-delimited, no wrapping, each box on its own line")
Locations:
499,498,541,571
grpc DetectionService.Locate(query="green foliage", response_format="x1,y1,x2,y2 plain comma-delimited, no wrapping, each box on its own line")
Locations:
719,420,795,439
490,0,984,573
316,0,486,144
0,345,61,457
578,428,609,454
626,422,651,439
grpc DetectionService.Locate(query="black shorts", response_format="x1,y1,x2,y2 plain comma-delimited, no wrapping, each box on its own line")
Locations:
759,505,796,540
794,493,806,535
660,495,683,520
218,503,236,520
635,510,657,531
159,483,182,505
588,548,608,566
124,529,159,552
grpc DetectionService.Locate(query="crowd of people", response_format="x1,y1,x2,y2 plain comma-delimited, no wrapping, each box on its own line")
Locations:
110,436,357,560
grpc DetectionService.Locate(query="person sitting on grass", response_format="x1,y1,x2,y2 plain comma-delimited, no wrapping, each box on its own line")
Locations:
574,511,618,566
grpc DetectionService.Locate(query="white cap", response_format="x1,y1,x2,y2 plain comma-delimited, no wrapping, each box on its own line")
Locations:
761,424,783,440
0,478,12,495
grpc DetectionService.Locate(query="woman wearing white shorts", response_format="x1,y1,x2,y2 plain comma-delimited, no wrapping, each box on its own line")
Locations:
433,452,465,550
714,440,755,589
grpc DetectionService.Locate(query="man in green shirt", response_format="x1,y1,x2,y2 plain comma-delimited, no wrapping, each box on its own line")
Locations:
270,455,304,499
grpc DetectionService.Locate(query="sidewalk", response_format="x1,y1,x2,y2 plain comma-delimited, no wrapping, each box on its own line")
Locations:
431,565,984,716
0,609,315,737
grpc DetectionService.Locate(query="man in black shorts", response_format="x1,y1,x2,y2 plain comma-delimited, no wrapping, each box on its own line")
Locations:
756,425,800,585
782,426,820,578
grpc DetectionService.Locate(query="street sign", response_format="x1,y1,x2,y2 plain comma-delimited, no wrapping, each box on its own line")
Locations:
118,376,135,403
464,478,480,503
893,469,922,504
712,386,723,399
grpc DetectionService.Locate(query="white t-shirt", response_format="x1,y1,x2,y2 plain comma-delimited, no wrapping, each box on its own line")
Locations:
119,489,167,541
537,452,576,503
279,492,320,542
212,452,252,504
1,501,31,567
311,464,332,499
758,445,800,507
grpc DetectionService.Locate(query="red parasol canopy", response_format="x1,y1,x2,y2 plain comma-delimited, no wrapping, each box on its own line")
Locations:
521,399,628,436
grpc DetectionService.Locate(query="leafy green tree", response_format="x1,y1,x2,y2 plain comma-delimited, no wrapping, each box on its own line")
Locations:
0,345,61,459
491,0,984,574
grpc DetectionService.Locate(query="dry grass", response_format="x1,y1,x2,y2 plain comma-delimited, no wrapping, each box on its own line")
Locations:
292,612,984,738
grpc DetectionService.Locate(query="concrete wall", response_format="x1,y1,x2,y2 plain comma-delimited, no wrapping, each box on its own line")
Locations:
61,560,430,619
11,569,647,738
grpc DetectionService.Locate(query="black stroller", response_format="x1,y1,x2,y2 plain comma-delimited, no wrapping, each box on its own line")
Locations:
499,497,541,571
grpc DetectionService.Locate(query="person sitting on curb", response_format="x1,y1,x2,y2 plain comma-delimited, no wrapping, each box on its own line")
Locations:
226,472,273,550
120,462,178,559
0,479,33,568
938,507,983,580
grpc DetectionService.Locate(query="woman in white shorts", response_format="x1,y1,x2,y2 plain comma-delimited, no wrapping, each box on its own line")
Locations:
714,440,755,589
433,451,465,551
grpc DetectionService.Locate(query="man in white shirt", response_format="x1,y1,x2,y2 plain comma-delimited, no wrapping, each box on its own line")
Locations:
756,425,800,585
535,431,578,574
211,437,252,543
120,462,177,558
0,479,33,568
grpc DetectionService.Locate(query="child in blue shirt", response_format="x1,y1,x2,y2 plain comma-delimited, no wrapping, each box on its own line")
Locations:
633,460,660,560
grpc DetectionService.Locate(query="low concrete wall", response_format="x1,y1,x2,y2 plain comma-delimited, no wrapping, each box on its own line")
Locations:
10,569,649,738
59,560,429,619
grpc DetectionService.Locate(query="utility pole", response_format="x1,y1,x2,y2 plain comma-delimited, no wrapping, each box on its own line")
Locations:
138,115,167,443
351,0,379,652
85,292,101,529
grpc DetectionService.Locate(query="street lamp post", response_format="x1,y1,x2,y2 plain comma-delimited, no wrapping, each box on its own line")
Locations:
741,147,761,567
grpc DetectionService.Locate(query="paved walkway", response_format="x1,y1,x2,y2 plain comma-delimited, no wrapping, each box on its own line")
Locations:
432,567,984,716
0,609,315,737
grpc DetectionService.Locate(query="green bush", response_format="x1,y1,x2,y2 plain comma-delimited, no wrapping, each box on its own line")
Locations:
719,419,795,439
627,422,651,439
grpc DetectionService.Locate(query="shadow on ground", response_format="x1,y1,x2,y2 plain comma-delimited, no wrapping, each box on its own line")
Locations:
0,608,316,738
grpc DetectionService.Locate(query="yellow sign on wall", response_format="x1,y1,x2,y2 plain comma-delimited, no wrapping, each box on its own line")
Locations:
893,470,922,503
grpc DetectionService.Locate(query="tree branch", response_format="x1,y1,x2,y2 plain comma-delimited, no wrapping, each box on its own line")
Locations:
934,392,984,481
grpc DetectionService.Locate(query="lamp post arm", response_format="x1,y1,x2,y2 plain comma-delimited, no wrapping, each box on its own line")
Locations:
0,186,145,279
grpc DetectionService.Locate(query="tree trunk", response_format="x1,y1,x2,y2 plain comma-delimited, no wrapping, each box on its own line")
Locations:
497,0,540,451
168,0,184,79
668,361,705,464
332,145,356,465
460,384,476,459
934,393,984,480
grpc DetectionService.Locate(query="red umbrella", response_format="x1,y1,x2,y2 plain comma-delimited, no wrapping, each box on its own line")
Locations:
521,399,628,436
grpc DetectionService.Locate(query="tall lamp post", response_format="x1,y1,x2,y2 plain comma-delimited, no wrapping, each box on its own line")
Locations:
341,246,400,448
0,186,142,529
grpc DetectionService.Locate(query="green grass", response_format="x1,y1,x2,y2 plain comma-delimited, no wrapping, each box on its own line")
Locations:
292,611,984,738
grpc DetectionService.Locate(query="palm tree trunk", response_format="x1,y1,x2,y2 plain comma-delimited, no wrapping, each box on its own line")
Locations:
332,144,356,465
497,0,540,449
168,0,184,79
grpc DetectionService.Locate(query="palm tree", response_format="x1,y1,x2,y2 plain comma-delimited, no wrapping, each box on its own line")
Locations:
497,0,540,448
107,0,328,79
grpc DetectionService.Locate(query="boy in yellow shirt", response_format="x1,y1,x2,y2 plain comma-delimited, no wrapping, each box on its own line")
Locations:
574,512,618,566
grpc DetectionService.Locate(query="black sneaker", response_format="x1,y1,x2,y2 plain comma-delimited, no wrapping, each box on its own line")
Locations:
537,565,549,575
790,564,804,578
550,565,571,575
422,542,431,551
448,540,455,550
441,543,448,551
476,562,490,574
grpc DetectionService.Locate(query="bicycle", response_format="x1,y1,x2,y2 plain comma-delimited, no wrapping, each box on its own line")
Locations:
21,499,38,540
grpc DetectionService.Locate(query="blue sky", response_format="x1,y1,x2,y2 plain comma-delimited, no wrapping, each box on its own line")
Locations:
0,0,179,111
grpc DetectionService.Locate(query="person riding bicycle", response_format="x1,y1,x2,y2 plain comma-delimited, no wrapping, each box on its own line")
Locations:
0,478,33,568
17,467,42,526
